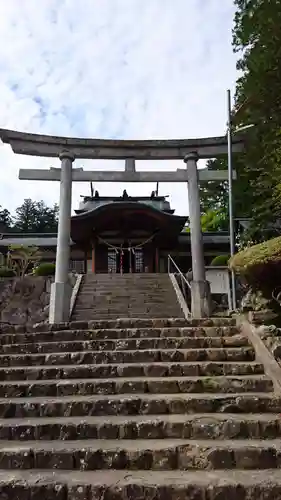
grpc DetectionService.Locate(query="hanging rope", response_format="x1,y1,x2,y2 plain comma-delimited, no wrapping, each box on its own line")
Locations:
97,231,157,253
120,243,123,275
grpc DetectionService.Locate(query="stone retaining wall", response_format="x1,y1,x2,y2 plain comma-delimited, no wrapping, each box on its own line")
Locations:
0,274,77,326
0,276,53,326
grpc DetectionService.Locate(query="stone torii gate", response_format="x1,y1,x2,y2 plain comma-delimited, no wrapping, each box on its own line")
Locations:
0,129,244,322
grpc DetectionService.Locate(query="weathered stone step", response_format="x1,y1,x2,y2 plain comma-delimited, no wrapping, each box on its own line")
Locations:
72,310,183,317
1,468,281,499
2,438,281,471
80,276,171,280
73,306,183,313
2,413,281,441
0,347,256,367
72,312,184,320
81,286,175,289
0,361,264,383
0,326,241,345
77,289,176,295
82,282,173,285
0,318,187,334
74,304,181,312
1,393,279,418
1,335,249,354
74,300,180,306
75,291,178,296
0,317,237,335
79,282,175,287
80,286,179,291
74,296,180,304
75,291,176,298
83,276,173,281
66,317,237,330
0,375,272,398
78,292,174,297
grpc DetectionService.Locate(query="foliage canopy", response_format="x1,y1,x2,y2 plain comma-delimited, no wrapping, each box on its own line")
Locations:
201,0,281,242
0,199,58,233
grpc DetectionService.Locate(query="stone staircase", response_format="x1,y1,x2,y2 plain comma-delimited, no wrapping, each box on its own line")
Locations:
1,316,281,498
72,273,184,320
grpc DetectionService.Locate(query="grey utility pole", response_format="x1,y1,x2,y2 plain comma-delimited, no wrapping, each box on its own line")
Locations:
227,89,236,311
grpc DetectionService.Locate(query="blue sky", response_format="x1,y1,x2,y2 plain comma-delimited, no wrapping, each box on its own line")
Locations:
0,0,238,216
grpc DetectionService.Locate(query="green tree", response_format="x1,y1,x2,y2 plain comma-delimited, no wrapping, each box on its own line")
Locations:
200,156,253,220
200,0,281,242
0,206,12,229
14,199,58,233
232,0,281,236
184,208,228,233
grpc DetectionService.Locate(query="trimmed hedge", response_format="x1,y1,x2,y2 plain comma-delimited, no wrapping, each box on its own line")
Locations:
33,262,56,276
210,255,230,266
229,236,281,292
0,267,16,278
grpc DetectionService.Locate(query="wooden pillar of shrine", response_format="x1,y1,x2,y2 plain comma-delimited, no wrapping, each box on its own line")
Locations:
91,245,96,273
155,247,159,273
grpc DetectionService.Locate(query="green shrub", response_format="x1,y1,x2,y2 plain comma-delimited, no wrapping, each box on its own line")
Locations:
210,255,230,266
229,236,281,292
33,262,56,276
8,244,41,277
0,266,16,278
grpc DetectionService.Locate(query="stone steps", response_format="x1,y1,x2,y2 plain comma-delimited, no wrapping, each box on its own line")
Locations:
0,347,256,367
74,304,179,310
1,314,280,497
0,375,272,398
0,335,250,353
0,325,241,344
1,392,281,418
76,278,173,283
1,317,237,333
72,274,184,320
3,469,281,499
61,317,237,330
75,290,175,295
73,306,182,313
3,438,281,471
0,361,264,379
73,312,183,320
74,303,179,310
2,413,281,441
75,288,176,294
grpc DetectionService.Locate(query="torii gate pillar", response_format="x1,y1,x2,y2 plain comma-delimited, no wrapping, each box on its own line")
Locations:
49,150,74,324
184,153,211,318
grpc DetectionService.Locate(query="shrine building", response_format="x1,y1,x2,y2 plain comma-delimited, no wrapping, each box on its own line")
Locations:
0,190,230,274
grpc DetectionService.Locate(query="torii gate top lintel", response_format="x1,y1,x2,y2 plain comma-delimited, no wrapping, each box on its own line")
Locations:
0,128,244,160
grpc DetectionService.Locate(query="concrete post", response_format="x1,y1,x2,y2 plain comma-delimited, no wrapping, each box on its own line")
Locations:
184,152,211,318
49,150,74,324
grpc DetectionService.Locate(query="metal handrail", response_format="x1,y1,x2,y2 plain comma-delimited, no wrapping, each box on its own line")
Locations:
167,254,191,290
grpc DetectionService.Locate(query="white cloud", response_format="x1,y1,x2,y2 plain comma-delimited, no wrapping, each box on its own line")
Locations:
0,0,238,216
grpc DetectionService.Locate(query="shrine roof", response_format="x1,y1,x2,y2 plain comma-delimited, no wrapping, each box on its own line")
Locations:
0,231,230,247
71,201,186,242
76,195,173,215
